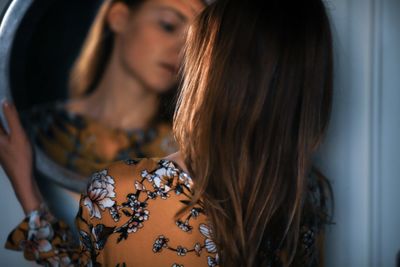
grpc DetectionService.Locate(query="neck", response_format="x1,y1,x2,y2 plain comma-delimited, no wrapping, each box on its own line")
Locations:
69,50,160,130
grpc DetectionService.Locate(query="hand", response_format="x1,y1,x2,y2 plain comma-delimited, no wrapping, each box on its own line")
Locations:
0,100,42,214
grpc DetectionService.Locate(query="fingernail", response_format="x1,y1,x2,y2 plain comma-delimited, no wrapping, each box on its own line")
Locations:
1,99,9,108
1,99,14,108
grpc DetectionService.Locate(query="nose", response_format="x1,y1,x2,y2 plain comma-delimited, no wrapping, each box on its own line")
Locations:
171,30,186,54
166,31,187,65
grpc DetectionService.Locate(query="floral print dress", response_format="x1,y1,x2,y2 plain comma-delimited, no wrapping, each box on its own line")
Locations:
25,103,177,177
5,159,328,266
6,159,219,266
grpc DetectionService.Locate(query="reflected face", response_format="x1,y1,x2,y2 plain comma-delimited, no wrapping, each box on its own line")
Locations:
115,0,204,93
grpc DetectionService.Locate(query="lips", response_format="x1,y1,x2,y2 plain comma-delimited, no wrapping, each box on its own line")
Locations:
159,62,178,75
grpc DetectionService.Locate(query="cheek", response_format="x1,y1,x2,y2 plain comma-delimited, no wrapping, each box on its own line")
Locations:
117,27,178,92
122,27,160,67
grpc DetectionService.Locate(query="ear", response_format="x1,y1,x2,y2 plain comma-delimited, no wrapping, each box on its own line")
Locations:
107,2,131,34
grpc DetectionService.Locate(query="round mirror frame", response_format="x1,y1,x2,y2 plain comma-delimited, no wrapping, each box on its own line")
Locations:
0,0,86,192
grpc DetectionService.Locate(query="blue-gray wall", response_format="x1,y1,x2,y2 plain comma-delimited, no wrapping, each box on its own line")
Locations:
319,0,400,266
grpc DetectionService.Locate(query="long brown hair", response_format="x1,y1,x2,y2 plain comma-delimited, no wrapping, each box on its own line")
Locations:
69,0,142,99
174,0,333,266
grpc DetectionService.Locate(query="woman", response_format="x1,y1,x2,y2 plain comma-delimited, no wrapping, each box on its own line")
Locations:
0,0,333,265
25,0,207,242
29,0,206,177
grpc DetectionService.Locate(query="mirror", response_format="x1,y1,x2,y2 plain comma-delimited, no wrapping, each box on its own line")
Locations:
0,0,184,239
0,0,101,193
0,0,104,240
0,0,180,195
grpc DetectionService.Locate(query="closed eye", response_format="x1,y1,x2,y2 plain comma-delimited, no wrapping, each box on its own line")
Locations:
159,21,178,33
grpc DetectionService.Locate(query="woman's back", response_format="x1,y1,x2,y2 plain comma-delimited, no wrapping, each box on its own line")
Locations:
78,159,329,266
78,159,217,266
7,158,327,266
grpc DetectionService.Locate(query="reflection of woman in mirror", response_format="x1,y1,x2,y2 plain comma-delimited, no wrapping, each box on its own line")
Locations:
29,0,205,177
7,0,208,249
0,0,333,265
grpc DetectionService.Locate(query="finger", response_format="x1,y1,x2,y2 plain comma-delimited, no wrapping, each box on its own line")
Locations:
0,116,8,145
2,100,24,136
0,116,5,135
0,100,9,135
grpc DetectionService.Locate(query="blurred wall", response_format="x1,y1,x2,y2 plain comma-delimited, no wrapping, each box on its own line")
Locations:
319,0,400,266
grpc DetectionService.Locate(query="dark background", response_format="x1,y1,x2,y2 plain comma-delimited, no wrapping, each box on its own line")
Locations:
9,0,101,111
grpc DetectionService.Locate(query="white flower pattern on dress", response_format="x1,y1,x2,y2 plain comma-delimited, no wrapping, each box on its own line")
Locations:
28,210,54,241
83,169,116,219
8,205,84,266
6,159,324,266
199,224,217,254
7,159,220,266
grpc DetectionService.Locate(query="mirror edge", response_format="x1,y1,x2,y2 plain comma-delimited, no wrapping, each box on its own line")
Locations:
0,0,33,129
0,0,87,193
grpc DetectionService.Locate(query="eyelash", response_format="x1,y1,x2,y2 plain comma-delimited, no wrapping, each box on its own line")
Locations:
159,21,178,33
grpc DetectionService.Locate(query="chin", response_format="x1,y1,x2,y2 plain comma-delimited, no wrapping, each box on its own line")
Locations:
147,79,176,94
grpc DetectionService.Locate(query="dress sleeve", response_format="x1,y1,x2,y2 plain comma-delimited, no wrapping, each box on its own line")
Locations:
5,203,91,265
74,190,113,266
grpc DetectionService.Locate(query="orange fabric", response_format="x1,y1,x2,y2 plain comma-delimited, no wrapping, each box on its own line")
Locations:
6,158,327,266
27,104,178,177
7,159,219,266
